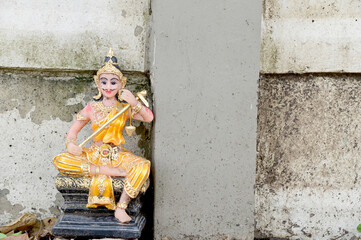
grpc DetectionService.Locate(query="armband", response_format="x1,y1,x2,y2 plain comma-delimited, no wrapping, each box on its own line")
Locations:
76,112,89,121
131,102,143,118
65,137,77,148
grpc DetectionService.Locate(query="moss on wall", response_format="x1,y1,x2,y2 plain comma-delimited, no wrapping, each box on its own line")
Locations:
0,68,153,158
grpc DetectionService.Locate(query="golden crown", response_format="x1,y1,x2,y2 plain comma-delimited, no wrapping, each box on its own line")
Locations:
93,48,127,100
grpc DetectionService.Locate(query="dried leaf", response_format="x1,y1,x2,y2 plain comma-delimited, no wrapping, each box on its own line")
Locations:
9,232,22,237
40,218,56,236
29,217,57,240
3,233,29,240
28,221,42,240
0,214,36,234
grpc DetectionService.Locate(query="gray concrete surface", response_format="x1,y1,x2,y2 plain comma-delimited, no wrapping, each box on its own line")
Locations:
0,0,153,227
0,69,152,225
261,0,361,73
256,74,361,239
257,1,361,239
150,1,262,239
0,0,150,72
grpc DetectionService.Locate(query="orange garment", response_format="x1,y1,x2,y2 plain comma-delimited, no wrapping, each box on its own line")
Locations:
53,103,150,210
92,105,127,145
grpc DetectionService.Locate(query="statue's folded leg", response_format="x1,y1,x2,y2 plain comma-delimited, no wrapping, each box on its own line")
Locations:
53,150,151,200
119,153,151,199
53,152,90,177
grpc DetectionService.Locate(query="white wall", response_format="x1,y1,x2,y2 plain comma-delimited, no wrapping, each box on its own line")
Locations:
0,0,150,71
261,0,361,73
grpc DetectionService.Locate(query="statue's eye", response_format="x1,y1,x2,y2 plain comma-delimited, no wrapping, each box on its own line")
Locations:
101,81,107,85
111,81,117,85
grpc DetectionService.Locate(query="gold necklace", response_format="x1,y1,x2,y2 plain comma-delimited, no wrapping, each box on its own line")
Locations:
92,101,117,125
94,102,116,115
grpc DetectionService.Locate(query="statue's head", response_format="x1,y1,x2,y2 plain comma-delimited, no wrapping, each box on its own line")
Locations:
93,48,127,100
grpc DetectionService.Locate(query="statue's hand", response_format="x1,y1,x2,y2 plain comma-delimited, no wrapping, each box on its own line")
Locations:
120,89,138,107
98,166,127,177
116,168,128,177
67,142,83,156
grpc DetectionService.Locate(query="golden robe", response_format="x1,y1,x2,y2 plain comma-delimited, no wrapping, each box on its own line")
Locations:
53,103,150,210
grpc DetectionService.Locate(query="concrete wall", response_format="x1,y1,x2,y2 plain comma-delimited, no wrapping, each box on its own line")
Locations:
0,69,152,225
0,0,150,72
0,0,152,227
257,0,361,239
1,0,264,238
261,0,361,74
151,1,262,239
257,74,361,239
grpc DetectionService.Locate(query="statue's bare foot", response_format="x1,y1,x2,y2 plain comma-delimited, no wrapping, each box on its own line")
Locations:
115,207,131,223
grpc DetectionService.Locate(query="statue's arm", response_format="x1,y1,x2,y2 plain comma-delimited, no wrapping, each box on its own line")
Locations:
120,89,153,122
132,106,154,122
66,104,92,155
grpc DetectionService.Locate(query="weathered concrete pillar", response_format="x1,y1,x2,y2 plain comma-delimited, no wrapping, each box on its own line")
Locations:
150,1,262,239
257,1,361,239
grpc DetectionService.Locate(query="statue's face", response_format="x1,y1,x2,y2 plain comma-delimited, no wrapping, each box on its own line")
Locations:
98,73,122,99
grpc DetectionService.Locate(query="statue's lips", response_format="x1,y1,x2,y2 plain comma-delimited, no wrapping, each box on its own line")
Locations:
105,90,113,94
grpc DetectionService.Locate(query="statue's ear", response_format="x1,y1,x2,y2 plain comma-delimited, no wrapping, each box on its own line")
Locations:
121,76,127,88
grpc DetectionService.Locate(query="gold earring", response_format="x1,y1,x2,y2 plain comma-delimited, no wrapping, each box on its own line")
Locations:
117,89,124,102
94,86,102,100
93,76,102,100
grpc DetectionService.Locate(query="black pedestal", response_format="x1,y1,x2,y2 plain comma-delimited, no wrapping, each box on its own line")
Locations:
52,175,145,239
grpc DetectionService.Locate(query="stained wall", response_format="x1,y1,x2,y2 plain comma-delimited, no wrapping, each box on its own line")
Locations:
257,0,361,239
0,0,151,226
0,0,150,71
0,1,264,239
261,0,361,74
0,69,152,225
